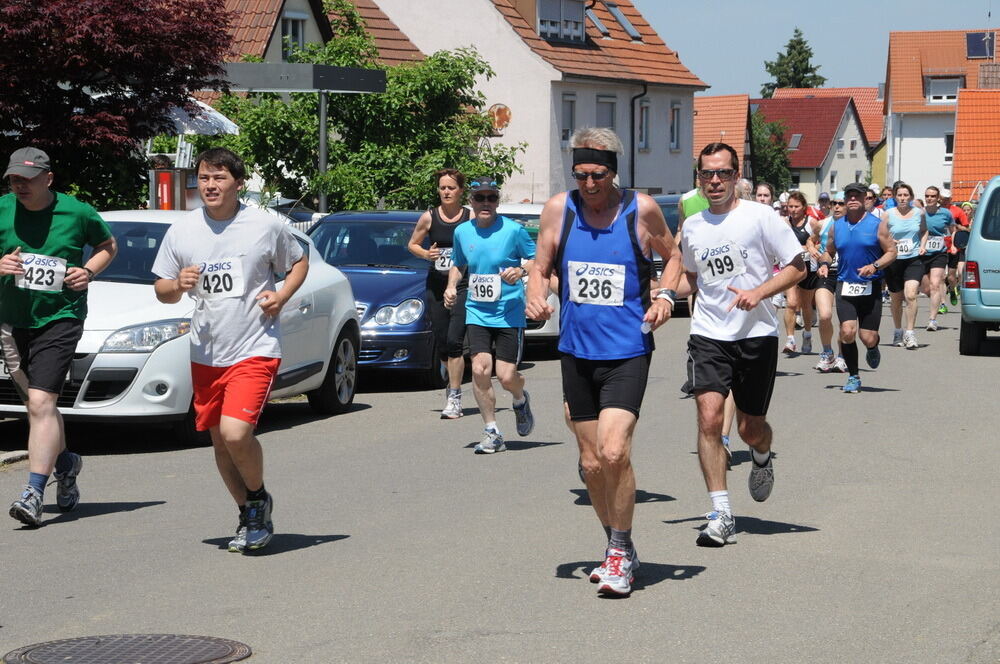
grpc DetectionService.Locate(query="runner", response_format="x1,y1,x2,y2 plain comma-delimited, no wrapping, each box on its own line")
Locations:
884,183,925,349
919,186,954,332
444,176,535,454
407,169,471,419
152,147,307,553
946,198,973,306
818,183,897,394
673,142,805,547
782,192,817,355
755,182,775,206
0,147,117,527
807,198,843,372
526,127,681,595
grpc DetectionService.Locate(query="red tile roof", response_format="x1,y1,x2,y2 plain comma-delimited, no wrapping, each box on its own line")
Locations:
693,95,749,164
950,89,1000,201
751,97,856,169
490,0,706,88
225,0,282,61
886,29,999,114
773,87,884,145
342,0,424,67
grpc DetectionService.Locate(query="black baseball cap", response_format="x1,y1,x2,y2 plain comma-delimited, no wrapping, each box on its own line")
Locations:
843,183,868,197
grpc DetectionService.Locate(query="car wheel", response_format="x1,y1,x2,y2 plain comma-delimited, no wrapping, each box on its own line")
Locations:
307,330,358,414
959,317,985,356
173,403,210,445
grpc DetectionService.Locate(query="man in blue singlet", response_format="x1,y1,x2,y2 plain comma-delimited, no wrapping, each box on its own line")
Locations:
818,182,897,393
527,127,681,597
444,177,535,454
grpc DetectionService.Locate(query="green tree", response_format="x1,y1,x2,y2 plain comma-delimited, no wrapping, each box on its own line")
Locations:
203,0,523,210
750,110,791,192
760,28,826,98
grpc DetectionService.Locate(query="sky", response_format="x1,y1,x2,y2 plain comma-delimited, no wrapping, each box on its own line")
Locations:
632,0,998,96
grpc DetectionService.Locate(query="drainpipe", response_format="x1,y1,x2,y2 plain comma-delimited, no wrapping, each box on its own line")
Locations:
629,83,647,188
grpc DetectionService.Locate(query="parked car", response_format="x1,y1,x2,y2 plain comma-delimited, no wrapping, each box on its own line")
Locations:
960,177,1000,355
496,203,559,344
0,210,361,441
308,211,452,387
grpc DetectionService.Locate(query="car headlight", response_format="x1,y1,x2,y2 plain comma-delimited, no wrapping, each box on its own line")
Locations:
100,319,191,353
365,298,425,327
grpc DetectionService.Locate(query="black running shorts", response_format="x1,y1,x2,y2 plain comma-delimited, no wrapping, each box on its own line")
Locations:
923,252,949,271
0,318,83,397
835,279,883,331
561,353,651,422
885,256,925,293
466,324,523,364
684,335,778,417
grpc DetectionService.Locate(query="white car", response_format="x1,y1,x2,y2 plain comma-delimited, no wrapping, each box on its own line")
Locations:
0,210,360,441
496,203,559,344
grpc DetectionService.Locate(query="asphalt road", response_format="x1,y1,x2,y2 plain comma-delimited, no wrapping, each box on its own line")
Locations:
1,305,998,663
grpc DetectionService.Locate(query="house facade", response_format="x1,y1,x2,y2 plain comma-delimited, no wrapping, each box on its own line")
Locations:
692,94,753,183
372,0,707,202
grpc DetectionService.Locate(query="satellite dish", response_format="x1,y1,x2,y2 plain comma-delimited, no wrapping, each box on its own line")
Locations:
488,103,512,131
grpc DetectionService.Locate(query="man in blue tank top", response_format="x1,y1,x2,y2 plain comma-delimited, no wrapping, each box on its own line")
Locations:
818,182,897,393
527,128,682,597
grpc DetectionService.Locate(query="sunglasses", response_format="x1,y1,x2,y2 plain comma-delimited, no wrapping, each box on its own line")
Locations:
697,168,736,181
469,179,497,189
571,170,610,181
472,193,499,203
833,201,846,205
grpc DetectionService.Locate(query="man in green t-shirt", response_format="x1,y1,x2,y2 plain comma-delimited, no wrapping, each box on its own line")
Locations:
0,147,117,527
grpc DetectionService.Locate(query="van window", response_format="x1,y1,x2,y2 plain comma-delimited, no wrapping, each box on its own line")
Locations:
982,190,1000,241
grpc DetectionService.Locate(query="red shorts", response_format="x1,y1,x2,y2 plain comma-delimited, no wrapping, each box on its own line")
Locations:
191,356,280,431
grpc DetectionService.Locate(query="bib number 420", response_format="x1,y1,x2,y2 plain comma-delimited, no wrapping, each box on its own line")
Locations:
201,272,234,294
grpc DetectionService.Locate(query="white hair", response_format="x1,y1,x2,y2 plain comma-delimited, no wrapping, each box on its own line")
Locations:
570,127,624,154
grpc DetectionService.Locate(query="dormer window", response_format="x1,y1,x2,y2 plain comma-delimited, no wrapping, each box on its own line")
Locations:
926,77,961,104
539,0,586,43
281,12,307,61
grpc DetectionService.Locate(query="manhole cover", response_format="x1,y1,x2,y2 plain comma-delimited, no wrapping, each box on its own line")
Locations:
3,634,251,664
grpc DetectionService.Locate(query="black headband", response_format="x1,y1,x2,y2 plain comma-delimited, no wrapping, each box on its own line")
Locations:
572,147,618,173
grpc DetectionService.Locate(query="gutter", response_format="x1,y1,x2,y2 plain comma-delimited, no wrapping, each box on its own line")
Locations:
629,83,647,188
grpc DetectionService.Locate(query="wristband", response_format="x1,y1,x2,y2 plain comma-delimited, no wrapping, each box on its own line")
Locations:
654,288,676,306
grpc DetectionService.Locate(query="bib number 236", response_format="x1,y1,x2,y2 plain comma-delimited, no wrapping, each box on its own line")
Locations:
568,261,625,306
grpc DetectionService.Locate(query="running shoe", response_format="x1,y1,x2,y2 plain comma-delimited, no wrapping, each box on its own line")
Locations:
228,513,248,553
801,332,813,355
771,293,786,308
52,452,82,512
722,434,732,470
244,493,274,551
865,344,881,369
815,351,835,372
474,428,506,454
9,486,43,527
892,329,904,347
748,453,774,502
597,547,638,596
842,374,861,394
882,291,891,305
795,313,804,330
697,510,737,546
513,390,534,437
938,304,948,315
833,356,849,373
440,395,463,419
589,549,608,583
950,288,959,306
782,339,797,354
926,319,939,332
904,331,918,349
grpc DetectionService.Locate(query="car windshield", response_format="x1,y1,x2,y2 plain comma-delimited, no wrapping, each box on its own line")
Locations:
310,220,427,268
85,221,168,285
504,214,540,240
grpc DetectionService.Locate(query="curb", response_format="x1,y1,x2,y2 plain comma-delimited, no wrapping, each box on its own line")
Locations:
0,450,28,466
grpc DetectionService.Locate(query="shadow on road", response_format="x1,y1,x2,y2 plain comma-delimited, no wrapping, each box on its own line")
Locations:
570,488,675,506
822,383,900,392
662,514,818,536
257,400,370,435
555,560,706,593
462,440,562,451
37,500,166,526
202,533,349,555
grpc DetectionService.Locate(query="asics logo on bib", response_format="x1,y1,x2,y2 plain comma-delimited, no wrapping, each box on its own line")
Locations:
200,260,233,273
23,255,60,267
700,245,747,261
574,263,617,277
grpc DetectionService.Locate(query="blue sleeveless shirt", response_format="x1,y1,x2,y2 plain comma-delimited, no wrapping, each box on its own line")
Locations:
835,212,883,283
556,190,653,360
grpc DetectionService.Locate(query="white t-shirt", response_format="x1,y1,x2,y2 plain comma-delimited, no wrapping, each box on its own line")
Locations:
681,199,803,341
152,205,304,367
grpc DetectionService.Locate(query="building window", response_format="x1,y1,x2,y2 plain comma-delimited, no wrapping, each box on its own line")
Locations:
849,139,858,157
855,170,864,183
561,93,576,143
539,0,586,43
945,133,954,163
637,99,650,150
837,138,845,153
788,134,802,150
669,104,681,150
281,14,307,61
605,2,642,41
927,77,961,104
790,173,801,188
830,171,837,190
596,95,616,130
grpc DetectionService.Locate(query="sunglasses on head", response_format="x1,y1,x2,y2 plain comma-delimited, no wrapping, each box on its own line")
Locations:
571,170,610,181
469,179,497,189
697,168,736,181
472,193,499,203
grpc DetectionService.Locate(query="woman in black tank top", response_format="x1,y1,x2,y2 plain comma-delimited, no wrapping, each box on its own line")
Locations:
781,192,818,355
406,169,471,417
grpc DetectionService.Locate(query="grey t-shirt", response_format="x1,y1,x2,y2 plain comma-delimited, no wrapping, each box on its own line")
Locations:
152,205,304,367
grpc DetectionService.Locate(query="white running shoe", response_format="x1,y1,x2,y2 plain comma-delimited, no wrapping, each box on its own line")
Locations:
782,339,797,354
815,351,834,372
904,331,918,349
833,356,849,373
474,428,506,454
440,395,463,419
596,547,637,596
926,319,938,332
697,510,737,546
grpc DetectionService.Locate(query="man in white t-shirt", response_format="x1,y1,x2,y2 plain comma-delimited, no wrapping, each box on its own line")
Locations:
673,143,805,547
152,148,307,553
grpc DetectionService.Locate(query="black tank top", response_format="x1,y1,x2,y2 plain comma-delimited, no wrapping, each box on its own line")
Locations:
790,218,811,246
426,206,471,291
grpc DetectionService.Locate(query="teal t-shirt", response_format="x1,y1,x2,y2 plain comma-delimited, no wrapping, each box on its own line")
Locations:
451,215,535,328
0,192,113,328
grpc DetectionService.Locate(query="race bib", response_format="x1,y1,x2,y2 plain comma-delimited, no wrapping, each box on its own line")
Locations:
469,273,501,302
568,260,625,306
925,236,945,252
15,253,67,292
196,257,245,301
895,238,914,254
801,251,818,271
434,248,453,272
841,281,872,297
696,242,747,284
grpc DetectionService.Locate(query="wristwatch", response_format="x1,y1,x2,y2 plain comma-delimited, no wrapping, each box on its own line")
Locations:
872,261,880,270
83,267,95,281
654,288,677,306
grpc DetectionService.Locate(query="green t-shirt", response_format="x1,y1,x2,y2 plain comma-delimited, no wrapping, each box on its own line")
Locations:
0,192,113,328
681,188,710,219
